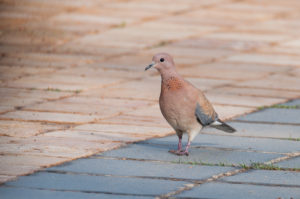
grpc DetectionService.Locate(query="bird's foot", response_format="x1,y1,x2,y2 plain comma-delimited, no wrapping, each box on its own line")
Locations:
168,150,189,156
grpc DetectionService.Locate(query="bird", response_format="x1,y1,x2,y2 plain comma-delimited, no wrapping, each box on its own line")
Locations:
145,53,236,156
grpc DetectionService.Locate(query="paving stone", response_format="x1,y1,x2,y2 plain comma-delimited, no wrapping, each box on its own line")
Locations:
0,110,100,124
5,73,124,91
0,155,69,168
43,130,138,143
223,170,300,186
208,86,300,99
142,133,300,154
0,120,68,138
213,105,255,120
202,121,300,139
237,108,300,124
237,74,300,92
206,92,284,107
227,53,300,67
0,87,72,101
205,31,290,43
0,135,122,159
275,157,300,169
147,46,233,62
74,123,172,138
178,61,290,81
48,158,234,181
98,113,170,128
5,172,186,196
85,77,160,101
26,96,152,118
177,182,300,199
99,143,282,166
0,187,152,199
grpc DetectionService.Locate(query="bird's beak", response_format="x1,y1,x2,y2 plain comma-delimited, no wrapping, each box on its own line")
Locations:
145,62,155,71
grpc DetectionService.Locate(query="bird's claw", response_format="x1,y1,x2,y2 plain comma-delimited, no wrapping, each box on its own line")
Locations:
168,150,189,156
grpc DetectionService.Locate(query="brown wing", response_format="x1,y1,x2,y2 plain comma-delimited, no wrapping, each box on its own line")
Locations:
195,92,218,126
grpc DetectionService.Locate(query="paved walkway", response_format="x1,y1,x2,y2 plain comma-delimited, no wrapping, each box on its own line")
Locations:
1,0,300,185
1,100,300,198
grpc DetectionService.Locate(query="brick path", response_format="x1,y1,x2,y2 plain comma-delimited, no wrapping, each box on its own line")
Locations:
1,0,300,184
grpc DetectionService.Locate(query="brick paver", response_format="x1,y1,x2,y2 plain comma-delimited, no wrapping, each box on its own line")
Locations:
1,0,300,185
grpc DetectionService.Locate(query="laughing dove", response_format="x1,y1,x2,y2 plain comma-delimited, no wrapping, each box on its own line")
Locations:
145,53,236,156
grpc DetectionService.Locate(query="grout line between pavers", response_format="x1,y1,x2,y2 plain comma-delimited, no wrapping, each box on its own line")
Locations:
217,180,300,188
44,170,198,183
1,185,158,198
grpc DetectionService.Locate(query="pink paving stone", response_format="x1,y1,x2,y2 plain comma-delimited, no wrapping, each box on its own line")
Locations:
94,52,153,72
0,120,68,138
0,164,40,177
4,73,125,91
0,51,105,69
282,39,300,47
26,96,153,118
237,74,300,92
0,87,72,100
74,123,173,138
204,31,290,43
0,175,16,184
43,129,139,143
0,136,122,158
213,104,255,120
218,1,297,13
0,110,100,124
146,46,234,62
0,66,55,82
178,61,291,81
83,76,161,101
206,92,285,107
226,53,300,66
0,154,69,169
57,65,145,79
186,77,234,91
0,88,73,109
102,0,195,13
208,86,300,99
171,38,268,52
99,114,170,128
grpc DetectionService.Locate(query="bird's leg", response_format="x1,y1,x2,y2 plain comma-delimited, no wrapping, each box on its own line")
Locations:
182,141,191,156
169,136,183,155
169,138,190,156
177,137,182,151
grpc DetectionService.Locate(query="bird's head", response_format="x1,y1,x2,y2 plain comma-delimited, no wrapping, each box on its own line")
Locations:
145,53,175,73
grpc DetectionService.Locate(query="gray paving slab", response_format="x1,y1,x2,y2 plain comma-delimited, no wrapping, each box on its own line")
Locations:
281,99,300,106
4,172,186,197
0,187,152,199
223,170,300,186
47,158,234,181
202,121,300,139
141,134,300,153
99,143,282,165
237,108,300,124
275,157,300,169
177,182,300,199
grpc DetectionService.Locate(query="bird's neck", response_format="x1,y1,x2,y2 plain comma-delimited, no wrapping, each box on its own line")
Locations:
160,70,184,92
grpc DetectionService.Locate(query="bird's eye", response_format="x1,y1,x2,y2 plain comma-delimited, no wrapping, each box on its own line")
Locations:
160,58,165,62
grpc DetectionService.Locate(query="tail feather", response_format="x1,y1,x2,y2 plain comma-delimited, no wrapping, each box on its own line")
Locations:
210,119,236,133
